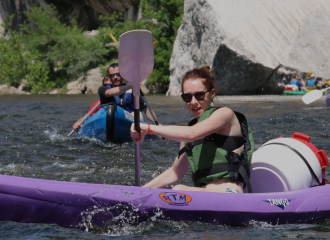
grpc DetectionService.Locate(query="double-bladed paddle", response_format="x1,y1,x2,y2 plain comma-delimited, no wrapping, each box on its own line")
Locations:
302,87,330,105
119,30,154,186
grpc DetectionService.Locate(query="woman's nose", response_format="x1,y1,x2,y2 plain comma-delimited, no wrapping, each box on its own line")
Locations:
190,95,198,104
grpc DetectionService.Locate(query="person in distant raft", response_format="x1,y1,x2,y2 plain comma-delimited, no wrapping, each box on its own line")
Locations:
98,63,157,123
290,73,305,91
307,73,325,89
131,66,254,193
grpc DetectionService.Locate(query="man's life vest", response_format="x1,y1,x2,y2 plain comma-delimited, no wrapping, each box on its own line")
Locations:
307,79,316,88
106,84,134,112
290,80,297,85
178,107,255,193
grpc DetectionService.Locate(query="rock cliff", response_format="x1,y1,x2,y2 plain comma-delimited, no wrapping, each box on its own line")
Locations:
167,0,330,95
0,0,140,36
66,68,103,95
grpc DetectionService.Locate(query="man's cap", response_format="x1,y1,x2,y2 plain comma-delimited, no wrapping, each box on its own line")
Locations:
311,73,316,77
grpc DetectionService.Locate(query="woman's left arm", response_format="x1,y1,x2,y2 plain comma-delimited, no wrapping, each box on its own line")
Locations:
131,107,235,143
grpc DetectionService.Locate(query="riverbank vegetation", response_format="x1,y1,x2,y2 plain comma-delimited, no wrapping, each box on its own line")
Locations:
0,0,183,93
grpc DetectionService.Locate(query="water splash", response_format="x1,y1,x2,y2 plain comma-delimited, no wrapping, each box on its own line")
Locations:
44,129,67,142
78,201,167,235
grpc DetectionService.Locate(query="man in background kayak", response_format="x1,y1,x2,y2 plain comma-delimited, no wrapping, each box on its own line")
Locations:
98,63,135,111
98,63,157,123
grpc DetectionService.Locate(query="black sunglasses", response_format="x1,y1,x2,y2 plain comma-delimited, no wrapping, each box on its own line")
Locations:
110,73,121,78
181,89,211,103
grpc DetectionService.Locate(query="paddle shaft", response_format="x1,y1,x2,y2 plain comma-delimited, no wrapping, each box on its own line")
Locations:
68,102,101,136
321,87,330,93
140,90,159,125
134,97,141,186
119,30,154,187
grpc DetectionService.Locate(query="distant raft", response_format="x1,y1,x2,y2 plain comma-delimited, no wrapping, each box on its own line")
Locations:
283,91,307,95
77,104,157,143
283,85,307,95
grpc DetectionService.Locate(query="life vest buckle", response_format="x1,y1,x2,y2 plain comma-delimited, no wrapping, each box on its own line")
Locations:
186,142,193,149
191,172,196,182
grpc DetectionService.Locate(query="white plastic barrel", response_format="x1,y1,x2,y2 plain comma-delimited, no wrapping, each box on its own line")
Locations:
249,132,328,193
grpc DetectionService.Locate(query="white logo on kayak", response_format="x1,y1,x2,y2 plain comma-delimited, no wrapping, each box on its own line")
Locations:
264,198,291,210
124,110,134,122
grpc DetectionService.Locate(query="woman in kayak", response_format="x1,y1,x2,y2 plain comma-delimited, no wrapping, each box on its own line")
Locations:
131,66,254,193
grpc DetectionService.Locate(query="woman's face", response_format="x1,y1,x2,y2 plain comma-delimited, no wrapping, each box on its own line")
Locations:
182,78,215,119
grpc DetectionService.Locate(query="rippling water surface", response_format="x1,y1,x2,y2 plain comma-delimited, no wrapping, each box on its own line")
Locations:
1,94,330,239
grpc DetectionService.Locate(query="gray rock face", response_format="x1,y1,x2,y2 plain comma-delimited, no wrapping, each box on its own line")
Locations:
67,68,103,95
167,0,330,96
0,84,29,94
0,0,140,35
0,0,46,35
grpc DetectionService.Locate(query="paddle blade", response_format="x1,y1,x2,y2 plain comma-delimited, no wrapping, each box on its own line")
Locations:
302,90,323,104
119,30,154,95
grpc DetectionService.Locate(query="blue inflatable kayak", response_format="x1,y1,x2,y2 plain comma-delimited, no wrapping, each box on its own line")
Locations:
77,104,156,143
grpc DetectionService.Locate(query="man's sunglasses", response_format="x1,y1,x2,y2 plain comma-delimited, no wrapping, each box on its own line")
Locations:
110,73,121,78
181,89,211,103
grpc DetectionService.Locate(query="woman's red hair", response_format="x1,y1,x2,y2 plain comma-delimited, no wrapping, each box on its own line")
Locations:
181,66,217,92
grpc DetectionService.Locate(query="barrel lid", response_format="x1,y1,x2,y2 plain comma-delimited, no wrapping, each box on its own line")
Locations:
288,132,329,184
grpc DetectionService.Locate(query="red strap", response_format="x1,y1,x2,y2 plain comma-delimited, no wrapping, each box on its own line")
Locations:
147,124,153,135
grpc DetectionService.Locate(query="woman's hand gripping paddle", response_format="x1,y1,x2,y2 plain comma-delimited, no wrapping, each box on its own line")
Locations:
119,30,154,186
302,87,330,105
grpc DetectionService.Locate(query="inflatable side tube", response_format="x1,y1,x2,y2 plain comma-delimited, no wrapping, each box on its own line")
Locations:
106,104,116,143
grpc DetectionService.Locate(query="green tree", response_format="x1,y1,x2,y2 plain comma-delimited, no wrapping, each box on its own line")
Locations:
20,5,108,86
0,16,27,87
0,5,109,92
0,2,184,93
97,0,184,91
0,15,52,93
26,57,53,94
140,0,184,89
97,12,150,63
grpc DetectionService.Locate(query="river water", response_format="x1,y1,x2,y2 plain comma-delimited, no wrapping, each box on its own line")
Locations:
0,94,330,239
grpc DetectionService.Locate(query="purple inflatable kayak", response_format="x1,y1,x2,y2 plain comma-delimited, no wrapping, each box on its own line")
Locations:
0,174,330,229
326,94,330,106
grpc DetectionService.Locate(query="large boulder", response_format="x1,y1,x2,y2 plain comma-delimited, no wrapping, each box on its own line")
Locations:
167,0,330,96
0,84,29,94
67,68,103,95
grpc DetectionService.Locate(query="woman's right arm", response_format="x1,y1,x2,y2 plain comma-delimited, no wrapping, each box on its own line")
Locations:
131,107,236,143
143,142,190,188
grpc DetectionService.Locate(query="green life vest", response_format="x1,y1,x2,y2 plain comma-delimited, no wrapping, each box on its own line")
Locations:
182,107,254,191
